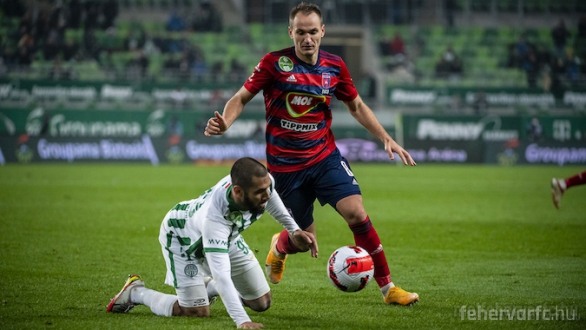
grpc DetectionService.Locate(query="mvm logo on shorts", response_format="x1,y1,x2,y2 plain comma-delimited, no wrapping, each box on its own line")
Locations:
285,92,326,118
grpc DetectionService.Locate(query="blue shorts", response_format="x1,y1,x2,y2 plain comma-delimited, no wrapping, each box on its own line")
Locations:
270,149,361,230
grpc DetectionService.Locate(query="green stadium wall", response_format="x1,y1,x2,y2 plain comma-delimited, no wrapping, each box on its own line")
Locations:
1,108,585,165
387,87,586,109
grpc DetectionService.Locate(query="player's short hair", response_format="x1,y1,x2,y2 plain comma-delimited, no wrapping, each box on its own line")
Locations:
289,2,322,25
231,157,268,190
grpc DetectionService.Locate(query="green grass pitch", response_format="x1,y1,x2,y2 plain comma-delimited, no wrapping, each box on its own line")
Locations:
0,164,585,329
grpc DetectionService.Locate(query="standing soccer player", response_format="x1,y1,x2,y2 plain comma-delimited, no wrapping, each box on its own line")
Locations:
107,157,317,329
205,2,419,306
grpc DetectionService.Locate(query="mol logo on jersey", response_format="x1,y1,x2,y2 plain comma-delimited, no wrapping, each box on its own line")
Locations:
285,92,326,118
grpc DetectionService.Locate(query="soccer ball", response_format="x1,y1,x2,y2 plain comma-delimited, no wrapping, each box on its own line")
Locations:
327,245,374,292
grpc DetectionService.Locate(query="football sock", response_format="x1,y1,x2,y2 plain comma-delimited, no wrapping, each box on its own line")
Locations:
380,283,396,297
349,217,392,288
149,294,177,316
565,171,586,189
275,229,303,255
130,286,147,305
131,287,177,316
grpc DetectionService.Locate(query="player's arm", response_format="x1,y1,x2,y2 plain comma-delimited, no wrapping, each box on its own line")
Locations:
343,95,416,166
203,219,257,328
206,251,259,328
204,87,256,136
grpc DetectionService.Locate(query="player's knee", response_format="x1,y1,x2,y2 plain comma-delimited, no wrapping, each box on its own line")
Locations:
342,208,368,225
252,299,271,312
246,293,272,312
174,305,210,317
336,197,367,225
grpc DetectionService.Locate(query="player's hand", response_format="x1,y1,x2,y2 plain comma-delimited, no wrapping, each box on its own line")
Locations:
384,139,417,166
237,321,264,329
204,111,228,136
291,230,319,258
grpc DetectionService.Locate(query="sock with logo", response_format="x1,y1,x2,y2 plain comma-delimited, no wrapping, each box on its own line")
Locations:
349,216,391,289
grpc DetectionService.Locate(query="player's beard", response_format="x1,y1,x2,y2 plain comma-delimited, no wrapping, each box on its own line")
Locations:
241,194,266,214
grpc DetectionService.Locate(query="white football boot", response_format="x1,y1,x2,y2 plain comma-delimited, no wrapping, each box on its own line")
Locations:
106,274,144,313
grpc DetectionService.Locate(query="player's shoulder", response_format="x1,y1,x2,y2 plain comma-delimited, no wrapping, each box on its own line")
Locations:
319,49,342,60
268,47,294,57
215,174,233,192
262,47,296,64
207,175,232,201
319,49,344,65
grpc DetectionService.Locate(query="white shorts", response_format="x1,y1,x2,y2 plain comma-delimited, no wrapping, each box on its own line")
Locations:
159,218,269,304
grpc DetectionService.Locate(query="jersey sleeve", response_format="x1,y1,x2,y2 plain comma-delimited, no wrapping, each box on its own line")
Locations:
201,189,252,326
265,174,301,234
201,188,231,253
206,251,252,326
334,57,359,102
243,53,275,95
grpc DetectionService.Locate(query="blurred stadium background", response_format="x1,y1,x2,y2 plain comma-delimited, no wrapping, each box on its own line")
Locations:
2,4,585,328
0,0,585,165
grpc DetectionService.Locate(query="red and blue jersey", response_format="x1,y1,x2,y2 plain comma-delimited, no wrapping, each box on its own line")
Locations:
243,47,358,173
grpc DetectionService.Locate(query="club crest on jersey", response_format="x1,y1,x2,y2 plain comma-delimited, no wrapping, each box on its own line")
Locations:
285,92,326,118
278,56,294,72
184,264,198,277
228,211,243,224
321,72,331,95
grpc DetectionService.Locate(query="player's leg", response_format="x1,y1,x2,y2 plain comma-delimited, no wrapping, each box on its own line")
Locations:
565,171,586,188
159,239,212,317
203,276,218,304
552,171,586,209
153,208,211,317
551,178,565,209
335,195,418,305
315,153,418,306
313,153,390,287
266,171,316,284
108,206,213,317
172,285,211,317
106,274,209,318
106,274,146,313
107,209,176,316
230,236,271,312
107,273,187,316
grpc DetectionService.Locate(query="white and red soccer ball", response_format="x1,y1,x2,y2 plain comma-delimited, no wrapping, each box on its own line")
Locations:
327,245,374,292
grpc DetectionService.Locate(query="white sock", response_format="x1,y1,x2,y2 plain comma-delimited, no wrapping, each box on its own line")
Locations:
380,282,395,297
149,294,177,316
559,179,567,190
206,279,218,297
131,287,177,316
273,246,286,258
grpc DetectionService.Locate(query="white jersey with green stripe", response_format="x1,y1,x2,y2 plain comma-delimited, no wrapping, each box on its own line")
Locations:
166,173,299,259
162,173,299,326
